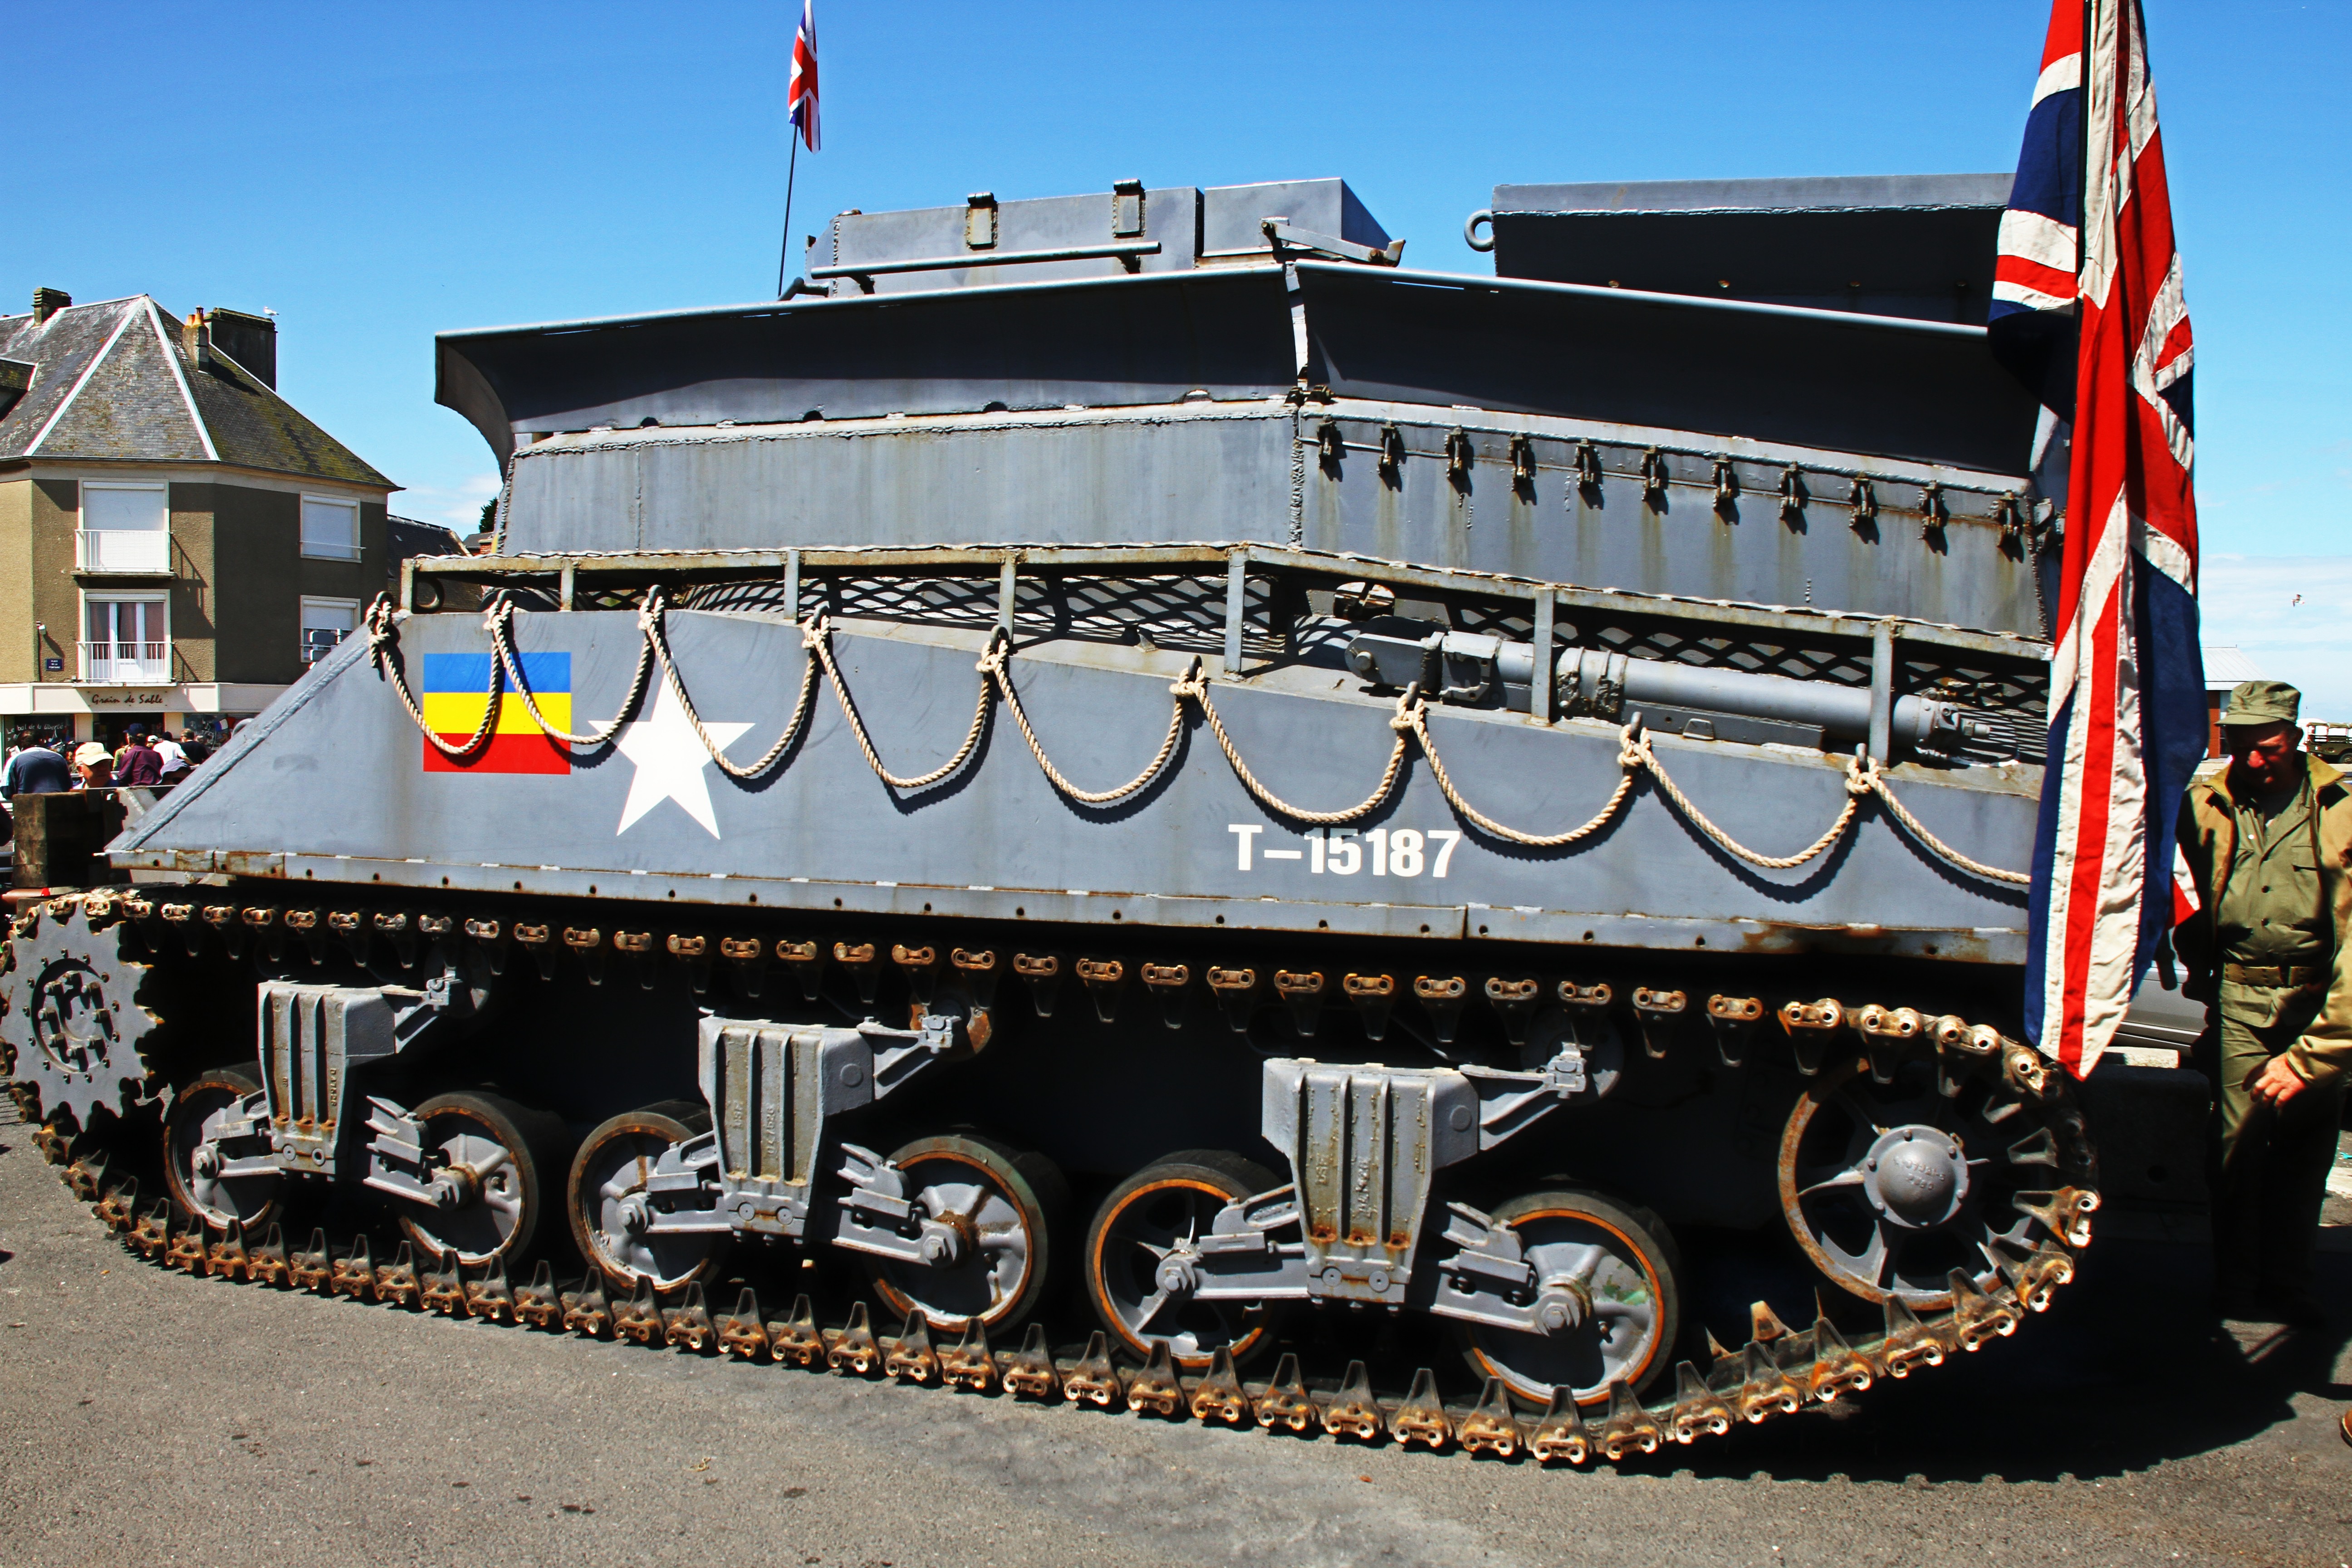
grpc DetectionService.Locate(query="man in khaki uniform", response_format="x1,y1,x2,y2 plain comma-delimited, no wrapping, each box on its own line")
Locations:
2174,680,2351,1325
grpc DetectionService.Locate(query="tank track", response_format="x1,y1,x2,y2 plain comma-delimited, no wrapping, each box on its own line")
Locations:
8,888,2100,1465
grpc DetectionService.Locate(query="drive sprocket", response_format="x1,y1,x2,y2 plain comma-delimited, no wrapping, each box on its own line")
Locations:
1,900,161,1130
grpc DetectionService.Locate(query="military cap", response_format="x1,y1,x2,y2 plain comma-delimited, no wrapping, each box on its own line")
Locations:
2219,679,2301,728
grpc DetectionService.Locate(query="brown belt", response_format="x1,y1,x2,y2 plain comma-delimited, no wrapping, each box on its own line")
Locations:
2222,962,2327,987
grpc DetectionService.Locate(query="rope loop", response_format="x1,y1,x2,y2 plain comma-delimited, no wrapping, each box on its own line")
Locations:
1630,729,1857,871
1849,752,2032,886
803,615,990,792
480,589,655,750
987,629,1188,805
642,587,819,780
1401,703,1635,848
366,592,500,759
1617,734,2029,883
1184,669,1408,825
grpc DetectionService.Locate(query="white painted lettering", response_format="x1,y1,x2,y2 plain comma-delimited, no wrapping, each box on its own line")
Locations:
1429,829,1463,878
1389,828,1423,877
1228,823,1263,870
1327,830,1361,875
1220,827,1469,877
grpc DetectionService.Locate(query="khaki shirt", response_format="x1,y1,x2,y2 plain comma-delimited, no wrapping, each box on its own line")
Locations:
2177,754,2352,1082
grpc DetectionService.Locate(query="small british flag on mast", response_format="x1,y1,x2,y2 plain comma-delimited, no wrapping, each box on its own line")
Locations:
778,0,821,296
789,0,820,152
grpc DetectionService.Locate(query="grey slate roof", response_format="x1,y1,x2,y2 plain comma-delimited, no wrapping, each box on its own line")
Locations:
387,514,464,560
0,296,393,489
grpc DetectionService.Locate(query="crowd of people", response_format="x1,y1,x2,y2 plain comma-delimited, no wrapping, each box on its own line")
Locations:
0,724,215,800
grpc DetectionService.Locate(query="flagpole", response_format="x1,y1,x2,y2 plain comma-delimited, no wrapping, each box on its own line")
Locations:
776,132,801,299
2079,0,2092,284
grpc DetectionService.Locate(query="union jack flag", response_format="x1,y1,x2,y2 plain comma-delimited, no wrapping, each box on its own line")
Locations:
789,0,821,152
2014,0,2206,1078
1987,2,2084,419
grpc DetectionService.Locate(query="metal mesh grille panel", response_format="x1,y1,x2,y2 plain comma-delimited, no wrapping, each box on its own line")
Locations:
681,573,1286,657
652,569,2047,726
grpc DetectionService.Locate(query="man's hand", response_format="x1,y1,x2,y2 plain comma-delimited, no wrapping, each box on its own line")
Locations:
2247,1053,2308,1108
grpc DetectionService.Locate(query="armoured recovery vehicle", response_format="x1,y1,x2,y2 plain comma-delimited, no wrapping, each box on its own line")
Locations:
6,172,2176,1460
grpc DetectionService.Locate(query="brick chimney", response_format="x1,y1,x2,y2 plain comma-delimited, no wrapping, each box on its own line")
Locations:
180,307,278,388
32,287,70,323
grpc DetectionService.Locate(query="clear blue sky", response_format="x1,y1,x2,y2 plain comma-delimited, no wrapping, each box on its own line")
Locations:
14,2,2349,704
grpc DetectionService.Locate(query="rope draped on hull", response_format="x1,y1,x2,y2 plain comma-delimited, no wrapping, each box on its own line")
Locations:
364,593,2028,886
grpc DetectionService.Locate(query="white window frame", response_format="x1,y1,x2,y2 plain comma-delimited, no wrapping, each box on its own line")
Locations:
79,590,172,685
76,481,171,573
299,595,363,666
299,493,363,562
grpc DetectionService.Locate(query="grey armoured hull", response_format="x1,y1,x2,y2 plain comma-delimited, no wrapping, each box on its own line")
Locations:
116,604,2036,962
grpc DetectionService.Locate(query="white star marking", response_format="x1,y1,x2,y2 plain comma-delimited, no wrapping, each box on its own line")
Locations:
610,681,751,839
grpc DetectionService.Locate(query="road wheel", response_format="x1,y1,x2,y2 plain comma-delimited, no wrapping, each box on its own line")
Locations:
1083,1149,1281,1370
159,1068,282,1230
863,1133,1066,1334
1452,1188,1681,1408
567,1099,723,1293
395,1090,569,1266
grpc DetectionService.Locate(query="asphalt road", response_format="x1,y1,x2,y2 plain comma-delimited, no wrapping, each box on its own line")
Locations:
2,1119,2348,1568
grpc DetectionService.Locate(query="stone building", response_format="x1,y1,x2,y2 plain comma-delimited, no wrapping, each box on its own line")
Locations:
0,287,395,750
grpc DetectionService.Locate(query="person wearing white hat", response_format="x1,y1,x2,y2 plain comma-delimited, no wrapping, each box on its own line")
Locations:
69,742,113,790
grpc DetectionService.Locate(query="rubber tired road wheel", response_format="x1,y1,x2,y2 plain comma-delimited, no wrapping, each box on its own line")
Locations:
864,1133,1067,1334
1453,1188,1681,1409
160,1068,282,1231
1084,1149,1281,1371
568,1099,723,1293
396,1091,568,1266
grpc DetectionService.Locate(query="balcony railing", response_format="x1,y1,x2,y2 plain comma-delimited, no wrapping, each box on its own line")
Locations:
79,641,171,684
300,627,352,664
75,529,171,574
